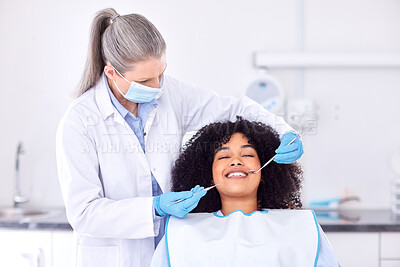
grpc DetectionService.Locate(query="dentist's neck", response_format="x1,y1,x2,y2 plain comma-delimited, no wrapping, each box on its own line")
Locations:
220,195,258,216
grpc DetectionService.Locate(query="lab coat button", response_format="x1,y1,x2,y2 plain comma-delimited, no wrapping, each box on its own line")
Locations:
153,168,156,172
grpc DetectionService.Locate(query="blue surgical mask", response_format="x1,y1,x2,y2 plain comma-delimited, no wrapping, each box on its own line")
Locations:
111,67,163,103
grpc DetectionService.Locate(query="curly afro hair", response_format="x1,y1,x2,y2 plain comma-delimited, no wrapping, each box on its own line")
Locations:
171,117,303,213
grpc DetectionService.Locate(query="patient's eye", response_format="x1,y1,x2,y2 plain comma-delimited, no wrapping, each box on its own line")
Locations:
218,155,230,160
241,148,256,158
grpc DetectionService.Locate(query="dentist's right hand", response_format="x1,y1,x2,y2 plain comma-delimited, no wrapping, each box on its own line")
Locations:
153,185,207,218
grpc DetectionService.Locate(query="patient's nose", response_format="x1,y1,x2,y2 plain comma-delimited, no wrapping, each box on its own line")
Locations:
230,160,243,166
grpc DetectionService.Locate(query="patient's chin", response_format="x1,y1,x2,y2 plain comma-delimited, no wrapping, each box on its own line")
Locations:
217,185,256,199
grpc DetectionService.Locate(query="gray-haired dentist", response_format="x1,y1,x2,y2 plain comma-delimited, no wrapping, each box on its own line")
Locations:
56,8,304,267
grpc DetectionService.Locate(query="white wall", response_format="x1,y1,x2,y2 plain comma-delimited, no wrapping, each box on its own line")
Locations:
0,0,399,209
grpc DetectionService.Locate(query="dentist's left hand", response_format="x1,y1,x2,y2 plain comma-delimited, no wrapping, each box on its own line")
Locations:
153,185,207,218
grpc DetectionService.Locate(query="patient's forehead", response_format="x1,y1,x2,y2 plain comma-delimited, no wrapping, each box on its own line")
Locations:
215,133,255,154
224,133,250,145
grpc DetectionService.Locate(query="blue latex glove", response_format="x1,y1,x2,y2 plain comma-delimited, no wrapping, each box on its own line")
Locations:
274,132,304,164
153,185,207,218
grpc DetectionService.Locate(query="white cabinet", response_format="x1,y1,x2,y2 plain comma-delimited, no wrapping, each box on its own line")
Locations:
0,229,73,267
381,261,400,267
326,232,400,267
381,232,400,266
0,229,52,267
381,233,400,259
53,231,74,267
326,232,380,267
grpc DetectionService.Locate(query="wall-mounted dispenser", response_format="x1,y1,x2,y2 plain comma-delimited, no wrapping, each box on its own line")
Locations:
245,70,285,114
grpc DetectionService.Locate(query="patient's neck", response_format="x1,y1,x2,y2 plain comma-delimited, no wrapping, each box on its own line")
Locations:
220,196,258,216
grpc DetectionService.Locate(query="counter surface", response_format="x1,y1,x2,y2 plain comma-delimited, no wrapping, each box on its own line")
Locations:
315,209,400,232
0,208,399,232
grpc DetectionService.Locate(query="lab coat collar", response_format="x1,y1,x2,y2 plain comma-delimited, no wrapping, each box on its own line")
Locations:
95,74,116,121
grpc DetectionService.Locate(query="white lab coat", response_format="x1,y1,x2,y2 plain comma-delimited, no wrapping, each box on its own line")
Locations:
56,74,295,267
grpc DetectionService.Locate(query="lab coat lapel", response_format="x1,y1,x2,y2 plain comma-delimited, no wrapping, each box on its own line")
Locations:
144,106,157,146
143,104,173,194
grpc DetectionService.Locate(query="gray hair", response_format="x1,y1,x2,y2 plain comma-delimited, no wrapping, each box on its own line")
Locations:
77,8,166,96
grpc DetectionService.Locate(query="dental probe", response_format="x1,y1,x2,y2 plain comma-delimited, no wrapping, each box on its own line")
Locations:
248,136,297,174
165,183,223,207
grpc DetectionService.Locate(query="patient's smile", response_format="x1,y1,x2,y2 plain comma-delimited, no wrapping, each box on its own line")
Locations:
225,170,248,178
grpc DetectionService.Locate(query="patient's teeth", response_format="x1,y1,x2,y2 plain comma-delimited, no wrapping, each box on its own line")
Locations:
227,172,247,178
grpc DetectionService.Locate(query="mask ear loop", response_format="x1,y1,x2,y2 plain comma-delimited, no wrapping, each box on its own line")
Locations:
112,66,132,84
112,80,126,97
110,66,132,97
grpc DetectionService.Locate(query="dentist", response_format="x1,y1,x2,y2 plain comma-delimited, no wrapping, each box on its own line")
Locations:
56,8,304,267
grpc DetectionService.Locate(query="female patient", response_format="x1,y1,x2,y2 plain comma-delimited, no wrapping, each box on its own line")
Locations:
151,117,339,267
